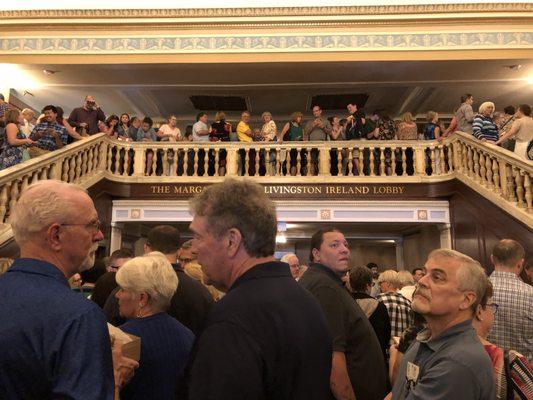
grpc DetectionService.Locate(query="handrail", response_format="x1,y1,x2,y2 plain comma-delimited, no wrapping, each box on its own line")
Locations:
0,132,530,234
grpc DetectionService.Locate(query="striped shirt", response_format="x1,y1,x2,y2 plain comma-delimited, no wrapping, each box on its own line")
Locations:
488,270,533,362
472,114,499,142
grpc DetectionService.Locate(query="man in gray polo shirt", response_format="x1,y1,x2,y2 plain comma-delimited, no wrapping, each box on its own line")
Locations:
392,249,495,400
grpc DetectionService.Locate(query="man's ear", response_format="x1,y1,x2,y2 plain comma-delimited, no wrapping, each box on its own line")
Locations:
226,228,243,258
311,248,320,264
474,303,484,322
459,291,477,311
46,223,63,251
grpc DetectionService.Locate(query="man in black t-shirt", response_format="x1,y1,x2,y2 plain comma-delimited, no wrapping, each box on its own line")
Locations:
299,227,387,400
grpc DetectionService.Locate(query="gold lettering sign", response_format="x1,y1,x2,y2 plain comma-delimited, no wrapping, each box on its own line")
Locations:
149,184,406,197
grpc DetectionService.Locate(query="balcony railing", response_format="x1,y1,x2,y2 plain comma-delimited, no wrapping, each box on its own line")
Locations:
0,132,531,240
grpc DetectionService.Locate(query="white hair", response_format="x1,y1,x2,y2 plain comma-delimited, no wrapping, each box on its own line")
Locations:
398,270,415,287
10,180,87,246
478,102,495,116
428,249,487,310
377,269,401,289
115,251,178,310
280,253,298,263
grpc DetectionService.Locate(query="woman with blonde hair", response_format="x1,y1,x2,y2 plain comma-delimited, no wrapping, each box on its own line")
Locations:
0,109,35,170
184,262,223,301
473,101,499,142
115,252,194,399
396,112,418,141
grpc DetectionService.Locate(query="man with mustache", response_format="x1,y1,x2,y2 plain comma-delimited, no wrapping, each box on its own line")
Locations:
0,180,136,399
299,228,387,400
391,249,495,400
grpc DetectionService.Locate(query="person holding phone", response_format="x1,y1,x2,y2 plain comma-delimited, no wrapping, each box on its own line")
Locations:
68,95,106,135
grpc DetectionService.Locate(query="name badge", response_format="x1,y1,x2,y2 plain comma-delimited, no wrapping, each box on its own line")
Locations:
406,362,420,383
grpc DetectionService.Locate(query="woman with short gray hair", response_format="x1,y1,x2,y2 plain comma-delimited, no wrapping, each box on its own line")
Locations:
473,101,499,143
115,252,194,400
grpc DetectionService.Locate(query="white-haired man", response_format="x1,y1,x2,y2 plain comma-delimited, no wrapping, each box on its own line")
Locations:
281,253,301,280
0,180,134,399
391,249,495,400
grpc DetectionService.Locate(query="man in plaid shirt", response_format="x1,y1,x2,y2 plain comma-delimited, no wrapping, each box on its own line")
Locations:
29,105,68,158
488,239,532,362
377,269,414,341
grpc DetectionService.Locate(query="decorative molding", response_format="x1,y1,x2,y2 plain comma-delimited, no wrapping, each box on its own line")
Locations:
1,31,531,54
1,4,532,19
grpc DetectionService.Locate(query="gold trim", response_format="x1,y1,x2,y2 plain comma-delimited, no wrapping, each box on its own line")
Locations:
1,3,532,19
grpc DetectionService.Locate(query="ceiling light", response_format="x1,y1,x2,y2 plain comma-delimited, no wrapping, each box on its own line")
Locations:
0,64,40,90
504,64,522,71
527,76,533,85
42,69,57,75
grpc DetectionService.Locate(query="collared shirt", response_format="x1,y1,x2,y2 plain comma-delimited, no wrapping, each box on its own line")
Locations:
304,117,332,141
299,263,387,400
29,121,69,151
68,106,106,134
0,258,114,399
488,270,533,361
192,121,209,142
455,102,474,133
189,261,333,400
236,121,253,142
392,319,495,400
377,291,414,341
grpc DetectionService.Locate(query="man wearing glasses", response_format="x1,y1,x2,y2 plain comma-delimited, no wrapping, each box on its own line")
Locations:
0,180,135,399
391,249,495,400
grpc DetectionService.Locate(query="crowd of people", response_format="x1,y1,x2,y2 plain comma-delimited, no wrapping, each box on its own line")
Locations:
0,93,531,171
0,178,531,399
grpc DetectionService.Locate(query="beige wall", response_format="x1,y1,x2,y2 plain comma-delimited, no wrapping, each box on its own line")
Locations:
403,225,441,272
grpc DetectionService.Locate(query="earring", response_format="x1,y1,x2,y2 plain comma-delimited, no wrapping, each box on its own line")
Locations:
136,308,143,318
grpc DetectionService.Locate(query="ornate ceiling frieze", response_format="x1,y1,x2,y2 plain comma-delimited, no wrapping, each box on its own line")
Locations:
0,31,531,55
1,3,532,19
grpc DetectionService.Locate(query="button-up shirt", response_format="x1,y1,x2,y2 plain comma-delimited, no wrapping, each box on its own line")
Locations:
68,106,106,134
488,270,533,361
29,121,69,151
189,261,333,400
377,291,414,342
392,319,495,400
0,258,114,399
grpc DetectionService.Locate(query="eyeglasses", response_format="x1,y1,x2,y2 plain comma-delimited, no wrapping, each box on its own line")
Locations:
61,219,101,233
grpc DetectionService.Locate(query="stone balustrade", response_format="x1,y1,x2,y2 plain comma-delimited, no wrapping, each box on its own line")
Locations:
0,132,531,240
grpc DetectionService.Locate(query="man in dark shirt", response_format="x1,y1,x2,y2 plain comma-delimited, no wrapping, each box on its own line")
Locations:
91,248,133,308
299,228,387,400
68,95,106,135
0,180,116,399
104,225,214,336
187,179,333,399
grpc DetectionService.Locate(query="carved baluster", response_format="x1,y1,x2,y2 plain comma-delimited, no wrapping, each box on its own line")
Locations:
62,158,70,182
479,153,486,186
82,149,88,176
369,148,375,176
295,148,301,176
285,148,292,176
69,157,76,182
337,147,343,176
307,149,314,176
183,148,190,176
254,148,260,176
506,164,517,202
243,149,249,176
213,148,220,176
430,148,436,175
40,166,49,180
30,171,39,184
150,148,157,176
515,169,525,208
485,155,493,190
357,149,363,176
0,185,8,223
439,146,445,174
401,147,407,176
446,145,453,172
20,175,30,195
455,143,462,173
123,148,130,176
492,158,501,194
75,153,82,181
473,149,480,182
524,173,532,213
8,181,20,218
347,148,353,176
203,149,209,176
275,148,281,176
113,147,120,176
161,148,168,176
107,145,113,171
93,145,100,171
